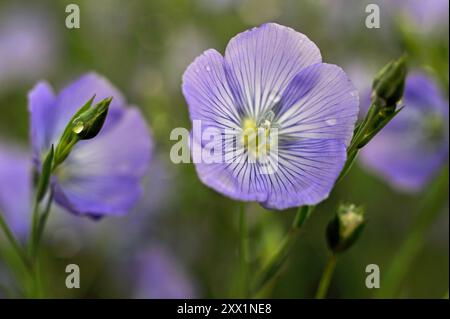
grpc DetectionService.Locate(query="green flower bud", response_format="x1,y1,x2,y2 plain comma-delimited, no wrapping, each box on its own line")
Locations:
326,203,365,253
353,56,408,150
72,97,111,140
372,55,407,113
53,96,112,168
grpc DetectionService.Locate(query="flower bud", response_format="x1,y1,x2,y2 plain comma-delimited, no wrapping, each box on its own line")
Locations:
371,55,407,113
354,56,408,149
326,203,365,253
53,96,112,168
72,97,111,140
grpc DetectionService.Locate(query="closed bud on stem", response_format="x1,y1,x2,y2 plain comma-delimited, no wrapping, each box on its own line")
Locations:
326,203,365,253
53,96,112,168
372,55,407,111
72,97,111,140
352,55,408,150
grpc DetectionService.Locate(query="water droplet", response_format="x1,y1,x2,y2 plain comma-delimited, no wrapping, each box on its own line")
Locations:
326,118,337,126
205,65,211,72
350,91,358,97
72,121,84,134
268,93,281,104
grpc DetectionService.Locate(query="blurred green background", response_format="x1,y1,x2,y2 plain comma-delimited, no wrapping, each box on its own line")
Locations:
0,0,448,298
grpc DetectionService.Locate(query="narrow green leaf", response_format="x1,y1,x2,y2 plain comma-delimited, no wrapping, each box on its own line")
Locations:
292,205,313,229
36,145,54,202
357,106,404,149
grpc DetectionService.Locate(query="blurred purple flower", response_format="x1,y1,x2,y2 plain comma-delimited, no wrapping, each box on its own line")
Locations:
0,144,31,237
47,155,175,258
360,72,449,192
0,5,58,92
28,73,153,218
132,245,197,299
182,23,359,209
393,0,449,31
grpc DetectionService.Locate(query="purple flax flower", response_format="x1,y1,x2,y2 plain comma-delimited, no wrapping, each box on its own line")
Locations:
28,73,152,217
360,72,449,192
0,144,31,237
182,23,359,209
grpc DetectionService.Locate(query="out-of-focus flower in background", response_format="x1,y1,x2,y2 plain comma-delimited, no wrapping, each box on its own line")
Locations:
360,72,449,192
131,244,197,299
48,154,174,255
0,5,59,93
183,23,359,209
390,0,449,33
0,144,31,238
29,73,153,218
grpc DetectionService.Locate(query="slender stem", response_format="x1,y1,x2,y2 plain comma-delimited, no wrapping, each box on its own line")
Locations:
251,206,313,296
375,166,449,298
35,190,53,254
29,191,53,299
29,200,40,258
29,187,53,261
29,146,54,260
315,253,338,299
238,202,249,298
251,228,297,297
34,258,44,298
336,149,358,184
337,103,380,184
0,213,30,270
292,205,313,229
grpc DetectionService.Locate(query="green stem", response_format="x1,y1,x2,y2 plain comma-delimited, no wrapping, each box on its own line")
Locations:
35,190,53,254
375,166,449,298
29,200,40,259
0,212,30,270
29,145,54,260
336,149,358,184
251,206,313,296
29,191,53,299
238,202,249,298
29,186,53,261
336,108,375,184
315,253,338,299
34,258,44,298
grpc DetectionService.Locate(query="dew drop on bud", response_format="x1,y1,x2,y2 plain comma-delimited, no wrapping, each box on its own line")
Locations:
72,121,84,134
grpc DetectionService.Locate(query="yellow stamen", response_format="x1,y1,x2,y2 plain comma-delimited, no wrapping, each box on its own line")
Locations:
241,117,271,158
